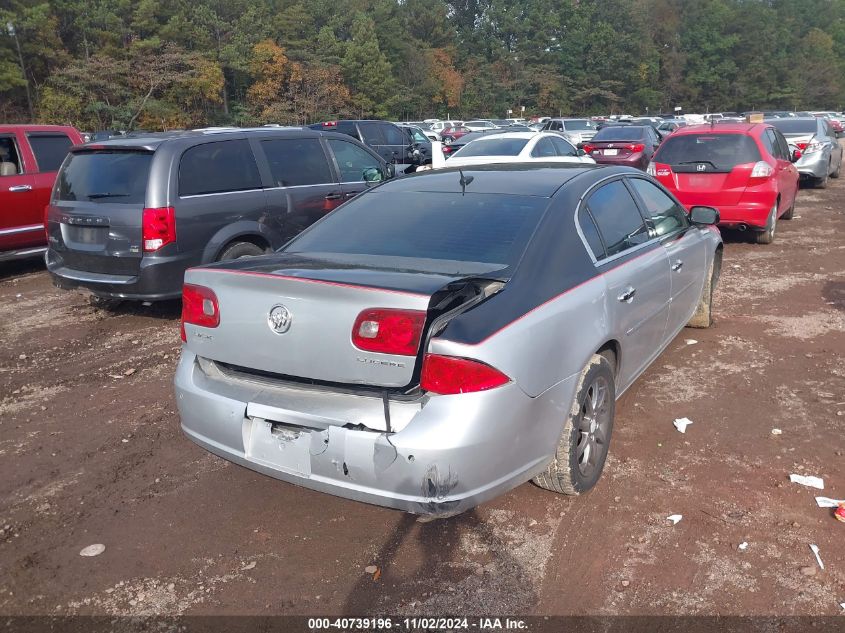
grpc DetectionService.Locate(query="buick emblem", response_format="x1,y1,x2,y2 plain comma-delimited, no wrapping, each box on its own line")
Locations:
696,164,706,172
268,304,292,334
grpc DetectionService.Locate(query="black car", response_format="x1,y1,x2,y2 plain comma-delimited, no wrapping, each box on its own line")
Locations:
308,120,420,172
46,128,393,302
396,124,433,166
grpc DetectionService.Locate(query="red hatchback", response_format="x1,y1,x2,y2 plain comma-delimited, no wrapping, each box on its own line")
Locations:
648,123,799,244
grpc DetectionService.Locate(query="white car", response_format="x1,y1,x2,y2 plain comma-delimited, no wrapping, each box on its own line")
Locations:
444,132,596,167
428,120,464,134
463,120,500,132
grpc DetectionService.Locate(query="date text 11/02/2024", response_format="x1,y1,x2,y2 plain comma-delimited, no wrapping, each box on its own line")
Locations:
307,617,529,630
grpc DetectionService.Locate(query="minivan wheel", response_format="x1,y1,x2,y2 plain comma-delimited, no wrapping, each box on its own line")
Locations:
755,205,777,244
217,241,267,261
533,354,615,496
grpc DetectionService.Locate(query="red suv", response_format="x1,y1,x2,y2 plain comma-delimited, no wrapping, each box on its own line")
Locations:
1,125,84,261
648,123,799,244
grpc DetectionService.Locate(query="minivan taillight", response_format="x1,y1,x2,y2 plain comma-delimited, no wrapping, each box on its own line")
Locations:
180,283,220,342
142,206,176,252
420,354,510,395
352,308,426,356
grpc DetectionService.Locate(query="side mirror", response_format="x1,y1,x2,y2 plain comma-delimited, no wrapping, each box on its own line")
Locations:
385,163,396,179
689,206,720,225
363,167,383,183
791,149,802,162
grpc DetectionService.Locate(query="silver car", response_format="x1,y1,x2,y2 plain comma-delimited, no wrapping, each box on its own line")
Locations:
175,164,723,518
769,117,843,188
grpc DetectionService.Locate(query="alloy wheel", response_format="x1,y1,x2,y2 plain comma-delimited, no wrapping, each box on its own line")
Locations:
575,376,612,477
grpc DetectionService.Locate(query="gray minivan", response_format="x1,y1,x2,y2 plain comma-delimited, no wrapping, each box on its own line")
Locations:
46,128,392,302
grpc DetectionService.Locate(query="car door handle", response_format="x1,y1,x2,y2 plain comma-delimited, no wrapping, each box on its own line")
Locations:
617,287,636,303
344,192,357,199
324,193,343,200
8,185,32,192
671,260,684,272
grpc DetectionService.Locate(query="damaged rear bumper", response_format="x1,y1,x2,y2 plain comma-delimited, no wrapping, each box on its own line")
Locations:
174,351,574,516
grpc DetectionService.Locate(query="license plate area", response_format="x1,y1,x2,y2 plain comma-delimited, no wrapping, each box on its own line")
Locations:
245,418,312,476
61,224,108,247
603,149,618,156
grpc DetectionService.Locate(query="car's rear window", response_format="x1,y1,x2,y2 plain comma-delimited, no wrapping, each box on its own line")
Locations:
56,151,152,204
769,119,818,134
653,134,761,168
593,126,647,141
453,138,529,157
563,119,595,131
287,191,548,275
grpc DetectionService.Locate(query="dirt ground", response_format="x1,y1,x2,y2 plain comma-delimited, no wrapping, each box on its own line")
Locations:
1,172,844,621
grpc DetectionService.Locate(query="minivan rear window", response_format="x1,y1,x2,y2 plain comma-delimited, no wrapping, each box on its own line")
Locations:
287,191,548,275
57,151,152,204
653,134,761,168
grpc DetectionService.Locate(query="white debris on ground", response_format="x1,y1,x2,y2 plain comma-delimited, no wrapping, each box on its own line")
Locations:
815,497,845,508
673,418,693,433
789,474,824,490
771,428,783,435
79,544,105,557
666,514,682,525
738,542,748,551
810,544,824,570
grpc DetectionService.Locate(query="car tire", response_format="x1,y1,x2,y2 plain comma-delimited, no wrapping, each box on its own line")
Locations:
831,158,841,179
687,252,720,328
781,198,795,220
815,172,828,189
217,241,267,261
533,353,616,496
88,294,123,310
755,205,777,244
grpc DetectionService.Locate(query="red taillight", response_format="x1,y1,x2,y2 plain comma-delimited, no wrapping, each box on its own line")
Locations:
180,283,220,342
420,354,510,395
351,308,426,356
583,144,595,153
442,145,454,153
795,142,808,151
142,206,176,252
748,160,775,185
322,120,338,127
627,143,646,152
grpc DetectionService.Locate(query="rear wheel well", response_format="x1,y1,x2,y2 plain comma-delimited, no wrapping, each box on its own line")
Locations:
596,341,620,377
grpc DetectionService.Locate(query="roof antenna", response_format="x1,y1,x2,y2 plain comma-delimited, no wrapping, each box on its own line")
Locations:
458,169,473,195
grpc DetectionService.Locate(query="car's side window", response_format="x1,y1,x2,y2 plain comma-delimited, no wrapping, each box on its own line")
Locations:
260,138,333,187
0,136,23,175
585,180,650,257
766,129,786,160
26,133,72,172
335,121,358,139
179,139,262,196
381,124,406,146
328,139,383,182
358,122,385,146
629,178,689,237
578,206,606,260
550,136,578,157
531,137,557,158
761,130,777,158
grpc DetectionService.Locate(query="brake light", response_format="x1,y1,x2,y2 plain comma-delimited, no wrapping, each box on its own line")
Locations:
583,144,595,154
420,354,510,395
180,284,220,342
803,139,823,154
322,121,338,127
795,142,808,151
750,161,774,178
352,308,426,356
627,143,646,152
142,206,176,252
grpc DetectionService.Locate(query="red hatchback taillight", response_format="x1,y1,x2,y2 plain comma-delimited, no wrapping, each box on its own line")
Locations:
420,354,510,395
180,283,220,342
351,308,426,356
748,160,775,185
142,206,176,252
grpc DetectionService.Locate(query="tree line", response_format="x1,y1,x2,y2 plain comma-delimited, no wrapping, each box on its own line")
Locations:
1,0,844,131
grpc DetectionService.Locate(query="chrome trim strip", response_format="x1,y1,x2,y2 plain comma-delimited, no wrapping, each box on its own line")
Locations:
0,223,43,236
179,188,264,199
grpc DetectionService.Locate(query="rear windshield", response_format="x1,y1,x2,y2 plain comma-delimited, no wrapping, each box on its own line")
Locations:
769,119,817,134
287,191,548,276
453,138,529,157
563,119,595,131
56,151,152,204
593,126,646,141
653,134,761,168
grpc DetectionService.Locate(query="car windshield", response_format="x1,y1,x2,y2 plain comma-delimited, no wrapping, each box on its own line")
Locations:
769,119,818,134
452,138,529,157
592,126,647,141
286,191,549,276
653,134,761,168
57,151,152,204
